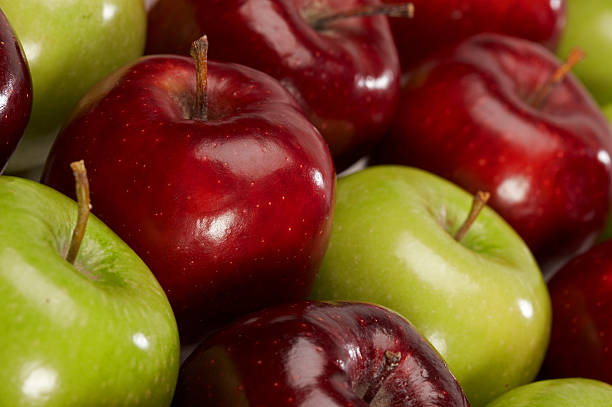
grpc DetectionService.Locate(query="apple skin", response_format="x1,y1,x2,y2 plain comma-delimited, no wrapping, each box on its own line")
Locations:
538,241,612,383
146,0,401,171
599,105,612,242
383,0,565,71
374,33,612,275
0,176,179,407
0,0,146,173
0,7,31,173
484,379,612,407
174,301,469,407
310,166,551,407
42,55,335,344
557,0,612,105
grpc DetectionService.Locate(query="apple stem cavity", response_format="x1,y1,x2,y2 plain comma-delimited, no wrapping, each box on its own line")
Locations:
190,35,209,121
65,160,91,265
310,3,414,31
362,350,402,404
529,48,585,108
454,191,490,242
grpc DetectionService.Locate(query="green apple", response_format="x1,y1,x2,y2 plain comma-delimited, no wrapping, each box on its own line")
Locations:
0,175,179,406
1,0,146,172
557,0,612,104
485,379,612,407
310,166,551,407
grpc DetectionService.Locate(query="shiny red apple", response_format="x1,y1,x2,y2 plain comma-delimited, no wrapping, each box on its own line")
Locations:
383,0,566,71
42,38,335,344
374,33,612,275
174,301,470,407
146,0,404,171
0,7,32,173
540,241,612,383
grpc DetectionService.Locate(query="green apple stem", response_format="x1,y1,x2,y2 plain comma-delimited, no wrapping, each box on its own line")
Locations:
65,160,91,265
310,3,414,31
190,35,208,121
362,350,402,404
454,191,490,242
529,48,585,109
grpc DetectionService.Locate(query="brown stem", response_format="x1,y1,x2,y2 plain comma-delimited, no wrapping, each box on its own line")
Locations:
311,3,414,30
362,350,402,404
529,48,585,109
66,160,91,265
190,35,209,121
454,191,490,242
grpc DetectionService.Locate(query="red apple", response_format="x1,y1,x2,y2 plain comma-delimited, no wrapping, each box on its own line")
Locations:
42,38,335,344
146,0,405,171
384,0,566,71
174,301,470,406
374,33,612,275
540,241,612,383
0,7,32,173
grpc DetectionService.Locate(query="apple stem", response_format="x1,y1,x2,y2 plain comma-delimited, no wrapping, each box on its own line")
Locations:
529,48,585,109
454,191,490,242
362,350,402,404
190,35,208,121
65,160,91,265
310,3,414,30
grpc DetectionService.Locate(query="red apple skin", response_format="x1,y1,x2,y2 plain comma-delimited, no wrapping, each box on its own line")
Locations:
146,0,401,171
41,56,335,344
374,33,612,275
174,301,470,407
383,0,565,71
0,8,32,173
540,241,612,383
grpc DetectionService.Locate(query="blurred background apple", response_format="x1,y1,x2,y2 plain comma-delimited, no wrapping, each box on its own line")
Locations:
0,0,146,173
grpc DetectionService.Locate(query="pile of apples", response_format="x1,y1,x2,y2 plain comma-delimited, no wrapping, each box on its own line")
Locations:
2,0,612,406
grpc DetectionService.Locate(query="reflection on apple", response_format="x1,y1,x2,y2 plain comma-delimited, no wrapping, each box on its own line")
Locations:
174,301,469,407
311,165,551,407
0,166,179,406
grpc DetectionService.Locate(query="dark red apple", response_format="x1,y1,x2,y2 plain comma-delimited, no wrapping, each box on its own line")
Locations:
41,38,335,344
540,241,612,383
146,0,404,171
374,33,612,275
383,0,566,71
0,7,32,173
174,301,470,406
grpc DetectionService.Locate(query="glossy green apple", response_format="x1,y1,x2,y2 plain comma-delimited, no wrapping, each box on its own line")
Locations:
0,175,179,406
485,379,612,406
310,166,551,407
558,0,612,104
1,0,146,172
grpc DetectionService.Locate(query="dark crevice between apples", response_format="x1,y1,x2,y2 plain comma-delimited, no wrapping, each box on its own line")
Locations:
306,3,414,31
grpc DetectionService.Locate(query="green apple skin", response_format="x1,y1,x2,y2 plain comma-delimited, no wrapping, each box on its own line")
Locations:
0,0,146,172
310,166,551,407
558,0,612,105
485,379,612,407
0,176,179,406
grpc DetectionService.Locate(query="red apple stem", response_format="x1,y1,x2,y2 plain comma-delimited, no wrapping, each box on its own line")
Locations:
65,160,91,265
529,48,585,109
454,191,490,242
362,350,402,404
311,3,414,30
190,35,208,121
